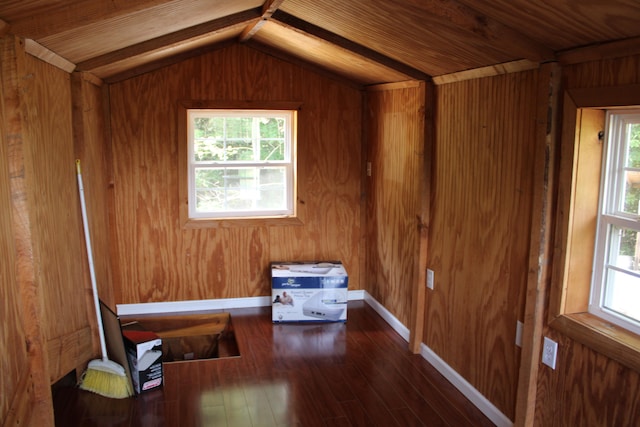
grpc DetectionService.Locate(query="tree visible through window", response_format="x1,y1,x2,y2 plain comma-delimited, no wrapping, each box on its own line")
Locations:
187,109,296,219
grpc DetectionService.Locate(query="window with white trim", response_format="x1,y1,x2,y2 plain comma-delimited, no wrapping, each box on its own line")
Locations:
591,110,640,334
186,109,296,219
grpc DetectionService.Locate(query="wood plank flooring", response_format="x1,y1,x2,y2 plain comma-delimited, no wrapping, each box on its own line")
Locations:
53,300,496,426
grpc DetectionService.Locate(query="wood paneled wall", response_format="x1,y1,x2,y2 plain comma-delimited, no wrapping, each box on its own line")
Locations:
107,44,363,304
71,73,115,309
533,55,640,426
0,36,30,426
1,35,96,425
364,82,427,328
428,70,539,419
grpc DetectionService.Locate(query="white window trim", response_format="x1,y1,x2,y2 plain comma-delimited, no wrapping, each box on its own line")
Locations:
186,109,296,220
590,109,640,335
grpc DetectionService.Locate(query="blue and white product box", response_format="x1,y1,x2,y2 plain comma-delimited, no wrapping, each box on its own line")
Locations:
271,261,348,323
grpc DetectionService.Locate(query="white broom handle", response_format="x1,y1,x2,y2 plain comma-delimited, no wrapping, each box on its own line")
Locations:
76,160,109,360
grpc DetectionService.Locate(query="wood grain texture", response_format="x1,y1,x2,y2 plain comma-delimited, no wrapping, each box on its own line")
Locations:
533,54,640,427
1,34,53,425
428,70,538,419
21,0,263,61
364,83,426,329
251,20,413,86
18,45,97,384
108,43,362,304
280,0,524,77
0,35,30,425
53,302,495,427
563,108,603,313
71,72,116,309
514,61,561,426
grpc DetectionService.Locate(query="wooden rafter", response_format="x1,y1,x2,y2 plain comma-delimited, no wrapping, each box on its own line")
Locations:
239,0,287,42
558,36,640,65
76,9,262,72
0,18,9,37
271,11,431,81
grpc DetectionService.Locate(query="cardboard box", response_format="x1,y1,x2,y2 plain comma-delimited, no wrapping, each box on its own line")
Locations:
122,330,163,394
271,261,348,322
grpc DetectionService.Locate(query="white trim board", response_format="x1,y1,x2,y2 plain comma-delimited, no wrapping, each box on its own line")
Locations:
116,289,366,316
115,289,511,426
363,293,513,427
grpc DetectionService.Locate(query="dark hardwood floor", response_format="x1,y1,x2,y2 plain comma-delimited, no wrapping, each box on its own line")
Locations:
53,300,495,426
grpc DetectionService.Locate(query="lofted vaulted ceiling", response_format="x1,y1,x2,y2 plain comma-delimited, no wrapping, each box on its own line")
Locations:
1,0,640,85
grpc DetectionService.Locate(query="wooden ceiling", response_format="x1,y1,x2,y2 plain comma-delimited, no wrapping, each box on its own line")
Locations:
1,0,639,85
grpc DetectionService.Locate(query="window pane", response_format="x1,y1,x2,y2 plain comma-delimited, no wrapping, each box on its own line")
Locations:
610,225,640,265
259,117,285,138
624,123,640,168
225,139,254,161
623,173,640,215
603,268,640,323
257,167,286,209
195,188,224,211
225,117,252,139
194,117,224,139
195,167,287,213
195,168,223,189
622,123,640,214
260,140,285,161
194,138,224,161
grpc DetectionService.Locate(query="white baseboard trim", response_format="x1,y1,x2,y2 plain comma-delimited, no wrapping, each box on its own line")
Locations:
117,289,366,316
116,290,511,426
420,344,513,427
363,292,411,341
116,296,271,316
361,291,513,427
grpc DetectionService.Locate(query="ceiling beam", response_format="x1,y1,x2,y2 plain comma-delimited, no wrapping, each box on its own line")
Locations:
271,11,431,81
239,0,286,42
558,36,640,65
0,19,10,37
24,39,76,73
408,0,554,62
76,9,262,72
9,0,178,39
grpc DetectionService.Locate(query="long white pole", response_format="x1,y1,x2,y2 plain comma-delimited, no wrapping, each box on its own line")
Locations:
76,159,108,361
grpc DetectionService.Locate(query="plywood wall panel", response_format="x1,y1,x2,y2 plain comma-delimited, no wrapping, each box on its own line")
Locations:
0,34,94,425
0,37,30,424
428,71,538,419
108,44,362,304
365,83,426,328
72,73,116,309
533,54,640,427
18,49,96,384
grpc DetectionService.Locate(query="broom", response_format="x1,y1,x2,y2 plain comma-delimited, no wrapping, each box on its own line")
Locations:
76,159,133,399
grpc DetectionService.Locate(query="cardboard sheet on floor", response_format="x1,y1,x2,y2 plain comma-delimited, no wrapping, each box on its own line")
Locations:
99,301,134,392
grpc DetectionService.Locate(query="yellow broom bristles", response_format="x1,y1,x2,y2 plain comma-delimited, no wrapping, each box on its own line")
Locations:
79,359,133,399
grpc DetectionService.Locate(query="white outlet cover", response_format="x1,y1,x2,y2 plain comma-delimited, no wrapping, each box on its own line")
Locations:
515,321,523,347
542,336,558,369
426,269,434,289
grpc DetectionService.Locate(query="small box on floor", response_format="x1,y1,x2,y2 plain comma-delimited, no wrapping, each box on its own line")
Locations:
271,261,348,323
122,329,163,394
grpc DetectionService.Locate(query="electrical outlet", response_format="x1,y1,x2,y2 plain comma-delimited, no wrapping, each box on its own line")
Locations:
515,321,523,347
426,269,434,290
542,336,558,369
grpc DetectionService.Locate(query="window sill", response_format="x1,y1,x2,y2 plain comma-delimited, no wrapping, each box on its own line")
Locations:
550,312,640,372
182,216,304,229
